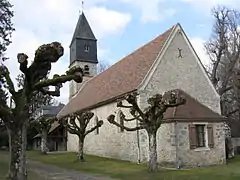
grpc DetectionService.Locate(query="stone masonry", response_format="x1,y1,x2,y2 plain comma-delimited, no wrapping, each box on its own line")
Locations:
66,25,226,167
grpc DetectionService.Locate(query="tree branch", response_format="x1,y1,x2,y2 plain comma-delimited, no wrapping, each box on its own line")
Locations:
120,112,139,122
117,101,133,108
68,114,81,133
67,124,80,136
84,120,103,136
0,65,16,97
124,93,147,120
34,66,83,90
219,85,233,95
227,108,239,117
17,53,29,74
107,114,145,131
39,84,62,97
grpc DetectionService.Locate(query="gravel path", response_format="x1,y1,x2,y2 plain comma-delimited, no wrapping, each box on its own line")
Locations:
28,160,116,180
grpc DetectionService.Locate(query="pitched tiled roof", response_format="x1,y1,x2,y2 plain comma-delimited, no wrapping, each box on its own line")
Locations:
33,122,61,139
48,121,61,134
163,89,225,121
57,25,175,118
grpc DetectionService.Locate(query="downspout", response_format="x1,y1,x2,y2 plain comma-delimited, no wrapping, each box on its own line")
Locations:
136,95,141,164
136,119,141,164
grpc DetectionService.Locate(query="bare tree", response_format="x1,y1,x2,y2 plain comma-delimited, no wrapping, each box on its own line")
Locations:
59,111,103,161
32,116,56,154
0,0,15,60
107,90,185,172
97,61,110,74
205,6,240,116
0,42,83,180
15,73,54,175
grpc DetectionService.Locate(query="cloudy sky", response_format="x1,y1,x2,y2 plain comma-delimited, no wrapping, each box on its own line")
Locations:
4,0,239,104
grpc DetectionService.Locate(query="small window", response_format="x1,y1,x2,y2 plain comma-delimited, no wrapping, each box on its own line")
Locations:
196,125,205,147
95,116,99,135
84,45,90,52
84,65,90,75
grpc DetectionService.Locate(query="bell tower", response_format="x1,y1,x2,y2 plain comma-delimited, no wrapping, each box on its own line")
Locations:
69,11,98,99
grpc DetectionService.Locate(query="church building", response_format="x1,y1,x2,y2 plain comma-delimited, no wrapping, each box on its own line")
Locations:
57,12,227,168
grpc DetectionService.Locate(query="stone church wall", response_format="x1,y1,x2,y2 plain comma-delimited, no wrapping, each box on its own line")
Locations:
176,122,226,167
139,26,221,114
67,25,225,166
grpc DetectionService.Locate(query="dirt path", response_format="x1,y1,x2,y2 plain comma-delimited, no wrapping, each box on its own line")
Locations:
28,160,116,180
1,152,115,180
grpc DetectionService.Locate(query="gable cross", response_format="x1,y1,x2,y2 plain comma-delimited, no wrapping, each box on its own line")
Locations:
178,48,183,58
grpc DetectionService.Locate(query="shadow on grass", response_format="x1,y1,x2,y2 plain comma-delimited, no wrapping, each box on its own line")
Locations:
27,150,240,180
0,151,45,180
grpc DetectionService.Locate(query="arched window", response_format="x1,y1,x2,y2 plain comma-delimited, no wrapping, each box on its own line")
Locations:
95,116,99,135
84,44,90,52
84,65,90,75
117,110,124,133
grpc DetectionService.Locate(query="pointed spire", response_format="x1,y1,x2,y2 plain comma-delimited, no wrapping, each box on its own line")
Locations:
70,5,96,47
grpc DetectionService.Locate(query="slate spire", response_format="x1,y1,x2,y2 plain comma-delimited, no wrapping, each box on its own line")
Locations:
69,11,98,65
70,12,96,47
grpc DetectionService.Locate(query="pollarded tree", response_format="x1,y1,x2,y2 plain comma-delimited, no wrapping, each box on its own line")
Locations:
15,73,54,177
59,111,103,161
107,90,185,172
0,42,83,180
32,116,56,154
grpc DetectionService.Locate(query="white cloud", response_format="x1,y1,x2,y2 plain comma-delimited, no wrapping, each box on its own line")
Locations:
190,37,210,66
5,0,132,104
86,7,131,39
180,0,238,11
120,0,176,23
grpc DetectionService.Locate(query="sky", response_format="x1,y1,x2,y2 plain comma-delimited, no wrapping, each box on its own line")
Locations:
4,0,239,104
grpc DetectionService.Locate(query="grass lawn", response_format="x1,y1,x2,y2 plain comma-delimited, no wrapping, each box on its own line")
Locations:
0,151,43,180
28,151,240,180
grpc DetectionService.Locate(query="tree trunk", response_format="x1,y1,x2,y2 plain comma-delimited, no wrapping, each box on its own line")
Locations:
41,130,49,154
78,137,84,161
147,131,158,172
7,128,22,180
19,122,28,180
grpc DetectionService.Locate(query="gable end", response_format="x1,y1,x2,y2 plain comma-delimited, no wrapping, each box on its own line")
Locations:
138,23,220,99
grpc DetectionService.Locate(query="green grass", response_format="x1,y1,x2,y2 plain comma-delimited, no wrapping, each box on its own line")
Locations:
28,150,240,180
0,151,43,180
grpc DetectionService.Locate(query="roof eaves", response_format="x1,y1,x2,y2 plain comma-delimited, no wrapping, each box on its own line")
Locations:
162,118,226,123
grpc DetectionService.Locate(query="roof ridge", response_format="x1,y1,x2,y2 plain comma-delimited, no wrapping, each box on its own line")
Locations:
77,24,175,88
108,24,176,70
57,24,177,118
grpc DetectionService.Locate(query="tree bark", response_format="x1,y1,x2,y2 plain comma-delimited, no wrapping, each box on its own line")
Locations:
41,130,49,154
7,128,22,180
147,131,158,172
19,122,28,180
78,137,84,161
